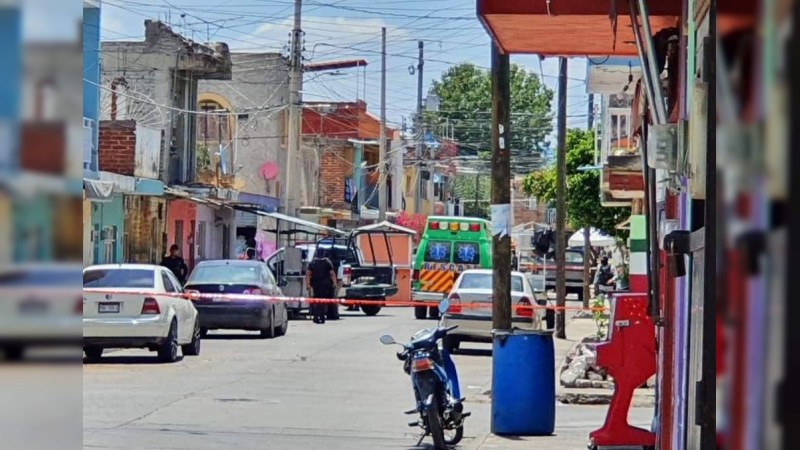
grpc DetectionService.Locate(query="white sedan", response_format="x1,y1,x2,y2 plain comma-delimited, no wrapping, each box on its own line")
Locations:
83,264,200,363
440,269,554,352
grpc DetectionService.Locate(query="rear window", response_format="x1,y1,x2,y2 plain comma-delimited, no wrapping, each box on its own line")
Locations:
188,265,262,284
459,273,524,292
0,269,80,286
83,269,155,288
316,245,357,264
453,242,480,265
565,252,584,264
423,241,451,263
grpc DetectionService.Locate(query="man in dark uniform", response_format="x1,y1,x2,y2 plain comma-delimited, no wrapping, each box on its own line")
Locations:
305,249,337,324
161,244,189,284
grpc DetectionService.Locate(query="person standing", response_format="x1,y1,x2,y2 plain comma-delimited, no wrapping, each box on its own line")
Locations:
161,244,189,284
305,249,337,324
593,255,614,295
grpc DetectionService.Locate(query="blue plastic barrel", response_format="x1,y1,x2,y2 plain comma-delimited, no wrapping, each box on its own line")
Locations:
491,329,556,435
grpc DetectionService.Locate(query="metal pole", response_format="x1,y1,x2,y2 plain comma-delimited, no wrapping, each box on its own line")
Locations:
414,41,424,214
378,27,388,221
284,0,303,218
632,0,668,123
490,43,512,331
555,57,568,339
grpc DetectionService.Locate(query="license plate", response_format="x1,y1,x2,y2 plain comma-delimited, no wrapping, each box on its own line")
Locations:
98,302,120,314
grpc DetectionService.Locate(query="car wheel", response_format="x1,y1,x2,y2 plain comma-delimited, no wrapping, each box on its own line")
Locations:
83,347,103,362
200,327,209,338
260,309,276,339
276,311,289,337
3,346,24,362
576,289,584,303
181,320,201,356
428,306,440,320
414,305,427,320
545,309,556,330
360,304,382,316
157,320,179,363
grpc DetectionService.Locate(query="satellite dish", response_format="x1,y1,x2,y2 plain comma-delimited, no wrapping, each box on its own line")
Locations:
259,162,279,180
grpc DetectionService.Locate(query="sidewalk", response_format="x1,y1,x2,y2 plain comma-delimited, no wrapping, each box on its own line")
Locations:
467,315,655,450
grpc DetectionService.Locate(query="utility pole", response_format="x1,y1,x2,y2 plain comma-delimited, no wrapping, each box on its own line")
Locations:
378,27,388,221
490,43,512,331
284,0,303,219
555,57,568,339
414,40,424,214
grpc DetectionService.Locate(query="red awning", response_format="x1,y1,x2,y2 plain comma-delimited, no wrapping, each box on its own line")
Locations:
477,0,681,56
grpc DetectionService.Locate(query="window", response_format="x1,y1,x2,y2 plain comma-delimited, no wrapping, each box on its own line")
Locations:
161,272,177,292
187,264,261,284
565,251,584,265
453,242,480,265
423,241,451,263
83,269,155,288
458,273,525,292
197,221,207,260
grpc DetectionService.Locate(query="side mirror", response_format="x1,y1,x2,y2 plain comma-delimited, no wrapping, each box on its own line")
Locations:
438,298,450,315
379,335,396,345
536,298,547,306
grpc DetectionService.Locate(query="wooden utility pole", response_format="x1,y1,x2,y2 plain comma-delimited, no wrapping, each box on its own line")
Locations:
555,57,568,339
583,93,593,308
490,43,512,331
378,27,388,221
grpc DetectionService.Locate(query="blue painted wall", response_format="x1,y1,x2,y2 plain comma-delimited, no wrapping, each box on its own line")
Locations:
0,6,21,173
90,195,125,264
12,198,53,262
83,3,101,174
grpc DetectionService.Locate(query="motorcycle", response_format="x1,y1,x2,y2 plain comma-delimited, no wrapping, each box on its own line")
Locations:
379,300,469,449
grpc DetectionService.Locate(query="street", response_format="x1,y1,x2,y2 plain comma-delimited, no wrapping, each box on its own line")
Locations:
83,309,653,450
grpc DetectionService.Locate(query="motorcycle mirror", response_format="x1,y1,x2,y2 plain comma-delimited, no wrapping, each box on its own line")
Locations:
438,298,450,315
379,335,396,345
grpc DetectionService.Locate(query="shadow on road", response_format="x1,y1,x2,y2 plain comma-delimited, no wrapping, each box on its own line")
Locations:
83,355,185,365
203,333,269,340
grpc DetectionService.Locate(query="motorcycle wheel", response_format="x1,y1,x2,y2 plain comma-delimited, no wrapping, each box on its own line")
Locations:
445,425,464,446
426,400,446,450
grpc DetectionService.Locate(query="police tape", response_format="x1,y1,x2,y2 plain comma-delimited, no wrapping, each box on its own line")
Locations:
80,289,609,313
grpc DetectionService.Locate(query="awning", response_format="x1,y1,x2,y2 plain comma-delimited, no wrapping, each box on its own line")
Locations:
98,171,164,196
568,228,616,247
83,177,114,202
250,210,347,236
355,221,417,235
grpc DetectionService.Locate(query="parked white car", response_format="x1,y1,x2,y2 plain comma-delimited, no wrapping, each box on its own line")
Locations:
83,264,201,363
440,269,554,352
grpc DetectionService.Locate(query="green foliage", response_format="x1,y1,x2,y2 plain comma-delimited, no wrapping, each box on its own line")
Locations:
592,295,609,340
451,174,491,218
521,128,630,241
196,144,211,170
426,63,554,174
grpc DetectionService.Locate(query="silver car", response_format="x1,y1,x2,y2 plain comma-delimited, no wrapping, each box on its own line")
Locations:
440,269,554,352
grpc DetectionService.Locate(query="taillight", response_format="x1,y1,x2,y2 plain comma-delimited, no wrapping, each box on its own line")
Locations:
343,266,352,286
448,293,462,314
185,289,200,300
517,297,533,318
411,357,434,372
141,297,161,315
242,288,263,296
76,298,83,315
412,269,420,281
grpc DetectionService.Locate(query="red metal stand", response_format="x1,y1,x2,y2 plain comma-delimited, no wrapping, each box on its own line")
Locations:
589,294,656,448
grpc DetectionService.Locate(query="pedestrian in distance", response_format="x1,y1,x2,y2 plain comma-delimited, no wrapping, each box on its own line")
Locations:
161,244,189,285
305,248,338,324
593,255,614,295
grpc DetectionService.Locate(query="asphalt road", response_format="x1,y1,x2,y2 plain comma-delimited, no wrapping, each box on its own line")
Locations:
83,308,653,450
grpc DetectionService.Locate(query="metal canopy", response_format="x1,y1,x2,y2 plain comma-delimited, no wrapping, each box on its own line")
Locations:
251,210,347,236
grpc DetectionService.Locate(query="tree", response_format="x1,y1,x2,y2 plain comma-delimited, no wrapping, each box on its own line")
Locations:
451,173,491,218
522,128,630,240
426,63,554,174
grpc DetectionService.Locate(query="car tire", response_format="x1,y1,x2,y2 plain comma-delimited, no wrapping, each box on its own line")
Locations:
360,304,382,316
576,289,584,303
200,327,209,338
275,311,289,337
3,346,25,362
83,347,103,362
428,306,440,320
181,320,202,356
545,309,556,330
260,309,276,339
414,306,427,320
157,320,179,363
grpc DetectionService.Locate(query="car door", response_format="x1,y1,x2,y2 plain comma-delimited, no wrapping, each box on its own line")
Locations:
160,270,190,342
167,268,197,332
262,265,286,324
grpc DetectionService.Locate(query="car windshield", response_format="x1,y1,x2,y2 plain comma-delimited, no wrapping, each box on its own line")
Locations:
188,264,261,284
83,269,155,288
459,273,524,292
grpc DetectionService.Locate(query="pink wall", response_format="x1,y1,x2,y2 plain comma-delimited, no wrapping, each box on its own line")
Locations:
166,199,197,268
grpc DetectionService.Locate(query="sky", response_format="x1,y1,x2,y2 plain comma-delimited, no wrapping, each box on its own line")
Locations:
93,0,591,140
